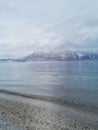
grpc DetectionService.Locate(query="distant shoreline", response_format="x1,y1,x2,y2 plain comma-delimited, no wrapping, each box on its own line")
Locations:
1,50,98,62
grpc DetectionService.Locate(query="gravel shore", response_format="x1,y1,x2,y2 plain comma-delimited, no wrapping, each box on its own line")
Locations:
0,92,98,130
0,115,24,130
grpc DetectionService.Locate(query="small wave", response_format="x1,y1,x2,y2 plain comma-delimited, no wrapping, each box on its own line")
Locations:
0,89,65,104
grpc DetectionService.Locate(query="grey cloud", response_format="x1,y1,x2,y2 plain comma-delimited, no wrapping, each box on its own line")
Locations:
0,0,98,57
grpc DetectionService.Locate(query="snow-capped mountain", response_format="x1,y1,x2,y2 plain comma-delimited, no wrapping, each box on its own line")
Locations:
0,50,98,62
17,50,98,62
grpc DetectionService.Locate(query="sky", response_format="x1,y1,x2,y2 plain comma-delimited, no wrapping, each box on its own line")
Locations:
0,0,98,57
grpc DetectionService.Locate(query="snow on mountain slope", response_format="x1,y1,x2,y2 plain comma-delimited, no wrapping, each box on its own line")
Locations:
18,50,98,61
0,50,98,62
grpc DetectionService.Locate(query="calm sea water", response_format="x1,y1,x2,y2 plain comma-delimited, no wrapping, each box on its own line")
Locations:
0,61,98,107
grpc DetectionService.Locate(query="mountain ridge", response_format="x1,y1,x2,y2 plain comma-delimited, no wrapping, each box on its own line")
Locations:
16,50,98,62
0,50,98,62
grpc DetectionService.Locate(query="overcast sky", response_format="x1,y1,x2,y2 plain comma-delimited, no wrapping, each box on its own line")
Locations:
0,0,98,57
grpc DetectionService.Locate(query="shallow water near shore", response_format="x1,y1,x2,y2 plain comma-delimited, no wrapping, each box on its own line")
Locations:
0,61,98,110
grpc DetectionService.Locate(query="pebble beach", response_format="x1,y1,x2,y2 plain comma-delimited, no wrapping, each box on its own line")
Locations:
0,91,98,130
